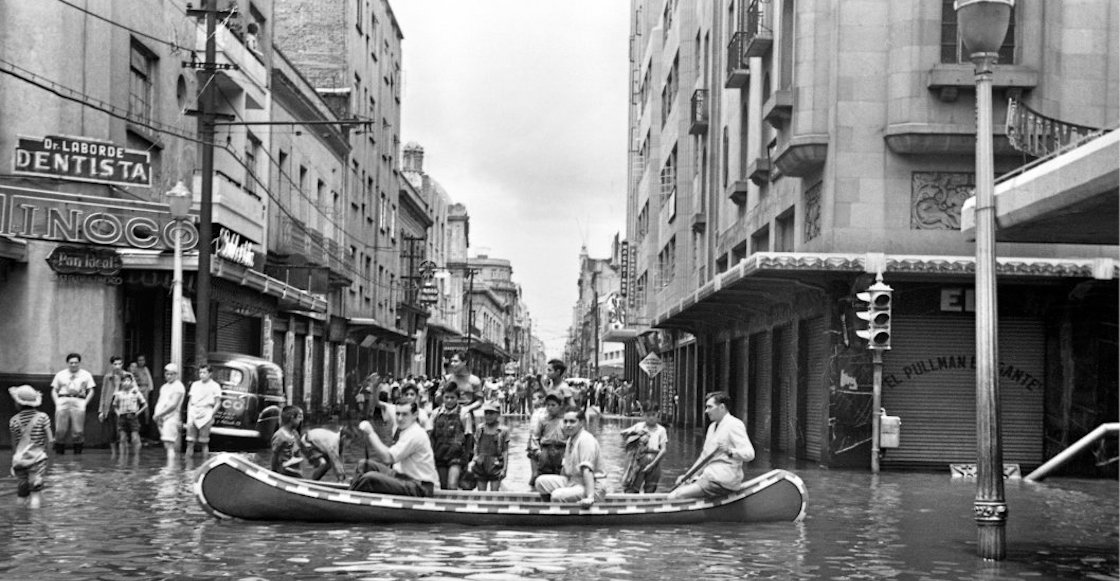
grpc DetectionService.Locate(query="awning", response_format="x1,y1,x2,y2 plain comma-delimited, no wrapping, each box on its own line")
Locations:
347,317,414,344
602,326,641,342
653,251,1118,330
443,337,511,361
0,236,27,262
424,319,462,337
118,249,327,313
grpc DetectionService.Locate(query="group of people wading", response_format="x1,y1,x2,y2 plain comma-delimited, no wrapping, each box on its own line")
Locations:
269,351,757,506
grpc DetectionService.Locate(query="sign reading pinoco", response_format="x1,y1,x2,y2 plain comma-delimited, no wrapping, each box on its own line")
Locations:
0,185,199,251
14,135,152,188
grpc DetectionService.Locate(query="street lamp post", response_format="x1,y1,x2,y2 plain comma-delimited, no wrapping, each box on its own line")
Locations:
166,181,194,372
955,0,1013,561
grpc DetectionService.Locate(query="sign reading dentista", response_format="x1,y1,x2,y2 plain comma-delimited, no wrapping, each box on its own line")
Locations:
0,184,199,251
14,135,152,187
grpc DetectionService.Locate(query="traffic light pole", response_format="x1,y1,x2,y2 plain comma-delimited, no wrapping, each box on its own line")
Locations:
871,349,883,473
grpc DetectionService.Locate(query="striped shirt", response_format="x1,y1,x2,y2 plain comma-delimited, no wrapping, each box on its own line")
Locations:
10,410,52,448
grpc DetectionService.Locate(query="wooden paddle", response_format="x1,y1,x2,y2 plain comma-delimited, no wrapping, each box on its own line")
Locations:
668,447,723,492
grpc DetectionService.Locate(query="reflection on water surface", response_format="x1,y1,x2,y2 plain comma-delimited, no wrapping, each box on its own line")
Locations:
0,416,1115,580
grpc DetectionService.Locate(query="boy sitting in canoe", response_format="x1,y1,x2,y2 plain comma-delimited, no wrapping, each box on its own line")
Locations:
271,405,309,477
302,425,358,482
669,392,755,500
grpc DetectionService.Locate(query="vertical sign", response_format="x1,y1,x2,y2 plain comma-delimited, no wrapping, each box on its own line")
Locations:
619,240,630,297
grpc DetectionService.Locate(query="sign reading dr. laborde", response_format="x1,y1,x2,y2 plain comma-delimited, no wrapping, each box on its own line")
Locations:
13,135,152,188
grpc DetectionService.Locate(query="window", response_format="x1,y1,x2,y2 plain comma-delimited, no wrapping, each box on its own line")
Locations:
660,145,678,211
660,52,679,127
244,132,261,197
722,126,729,189
636,200,650,240
751,225,770,254
657,237,677,288
378,193,387,231
634,272,648,311
128,40,155,124
775,207,795,252
356,0,363,32
638,65,651,117
662,0,676,42
941,0,1015,64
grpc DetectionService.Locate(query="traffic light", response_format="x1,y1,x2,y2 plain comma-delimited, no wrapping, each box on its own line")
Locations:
855,279,893,350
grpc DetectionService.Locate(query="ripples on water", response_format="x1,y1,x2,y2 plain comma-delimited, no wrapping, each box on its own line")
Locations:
0,416,1115,580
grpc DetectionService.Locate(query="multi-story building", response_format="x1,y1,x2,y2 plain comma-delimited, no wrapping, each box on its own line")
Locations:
567,241,623,379
620,0,1117,472
401,143,461,379
0,0,339,443
274,0,407,391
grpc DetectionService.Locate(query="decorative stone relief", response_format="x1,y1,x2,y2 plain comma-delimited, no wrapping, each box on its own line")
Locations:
911,172,974,230
803,182,821,242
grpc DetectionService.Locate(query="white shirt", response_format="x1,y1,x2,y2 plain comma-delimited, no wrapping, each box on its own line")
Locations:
390,423,439,487
187,378,222,427
154,380,185,420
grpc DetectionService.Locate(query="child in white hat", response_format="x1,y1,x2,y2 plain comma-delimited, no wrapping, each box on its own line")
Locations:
8,385,53,508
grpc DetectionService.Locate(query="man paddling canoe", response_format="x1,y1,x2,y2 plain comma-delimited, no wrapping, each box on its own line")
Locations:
669,391,755,500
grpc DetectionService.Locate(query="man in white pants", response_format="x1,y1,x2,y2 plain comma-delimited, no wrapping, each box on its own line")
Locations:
535,408,606,507
152,364,185,461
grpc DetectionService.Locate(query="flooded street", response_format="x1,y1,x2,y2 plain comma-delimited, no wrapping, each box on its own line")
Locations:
0,416,1115,580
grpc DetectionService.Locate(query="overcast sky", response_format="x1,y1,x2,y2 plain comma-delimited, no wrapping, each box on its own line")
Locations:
391,1,631,358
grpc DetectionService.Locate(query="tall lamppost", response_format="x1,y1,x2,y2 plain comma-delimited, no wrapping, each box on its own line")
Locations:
955,0,1013,561
166,181,194,372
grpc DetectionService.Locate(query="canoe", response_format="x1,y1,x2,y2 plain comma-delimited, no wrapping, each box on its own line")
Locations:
195,453,806,525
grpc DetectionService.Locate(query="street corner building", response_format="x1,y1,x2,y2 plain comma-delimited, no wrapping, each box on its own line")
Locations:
0,0,548,449
606,0,1118,474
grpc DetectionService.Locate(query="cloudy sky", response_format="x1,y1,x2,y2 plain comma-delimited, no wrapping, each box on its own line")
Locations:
391,2,631,357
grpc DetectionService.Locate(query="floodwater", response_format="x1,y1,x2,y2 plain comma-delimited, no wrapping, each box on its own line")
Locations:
0,415,1116,580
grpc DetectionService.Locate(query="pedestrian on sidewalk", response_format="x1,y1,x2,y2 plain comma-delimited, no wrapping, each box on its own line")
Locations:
50,353,95,455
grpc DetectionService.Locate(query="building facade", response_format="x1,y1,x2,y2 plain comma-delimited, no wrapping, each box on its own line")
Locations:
0,0,334,444
619,0,1118,472
274,0,409,396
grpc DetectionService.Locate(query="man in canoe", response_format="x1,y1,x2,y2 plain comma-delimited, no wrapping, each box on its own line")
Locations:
669,391,756,500
351,401,439,497
535,407,606,507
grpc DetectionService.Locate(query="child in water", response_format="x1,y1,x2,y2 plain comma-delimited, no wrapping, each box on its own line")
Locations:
8,385,53,508
270,405,307,477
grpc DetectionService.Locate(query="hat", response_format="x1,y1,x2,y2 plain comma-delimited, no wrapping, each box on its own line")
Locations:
164,363,179,373
482,402,500,413
9,385,42,408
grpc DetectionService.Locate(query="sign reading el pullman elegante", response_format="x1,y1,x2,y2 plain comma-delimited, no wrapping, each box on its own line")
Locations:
14,135,152,188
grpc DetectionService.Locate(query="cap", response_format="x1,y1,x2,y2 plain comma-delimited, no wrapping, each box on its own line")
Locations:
164,363,179,373
482,402,500,413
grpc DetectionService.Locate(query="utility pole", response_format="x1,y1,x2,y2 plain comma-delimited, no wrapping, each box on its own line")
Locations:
592,270,600,379
186,0,235,367
464,265,478,367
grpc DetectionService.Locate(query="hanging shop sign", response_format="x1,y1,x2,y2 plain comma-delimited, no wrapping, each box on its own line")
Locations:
213,227,256,267
0,185,198,251
45,245,123,285
13,135,152,188
619,240,629,297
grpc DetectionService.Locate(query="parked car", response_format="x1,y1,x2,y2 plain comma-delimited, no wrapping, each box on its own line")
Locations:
205,352,287,445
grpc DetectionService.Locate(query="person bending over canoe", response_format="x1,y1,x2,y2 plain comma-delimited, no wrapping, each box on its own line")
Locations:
668,392,755,500
351,402,439,497
535,407,606,507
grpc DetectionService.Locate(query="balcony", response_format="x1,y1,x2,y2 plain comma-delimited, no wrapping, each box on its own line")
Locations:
195,21,268,103
747,157,772,186
927,64,1038,103
192,169,265,247
726,180,750,205
772,134,829,178
691,212,707,234
743,0,773,58
689,89,709,135
725,33,750,89
763,89,793,129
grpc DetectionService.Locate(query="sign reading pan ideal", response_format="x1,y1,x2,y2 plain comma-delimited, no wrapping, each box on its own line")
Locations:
13,135,152,188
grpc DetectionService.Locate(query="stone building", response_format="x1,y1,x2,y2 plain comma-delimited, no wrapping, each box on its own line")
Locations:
274,0,409,391
619,0,1117,471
